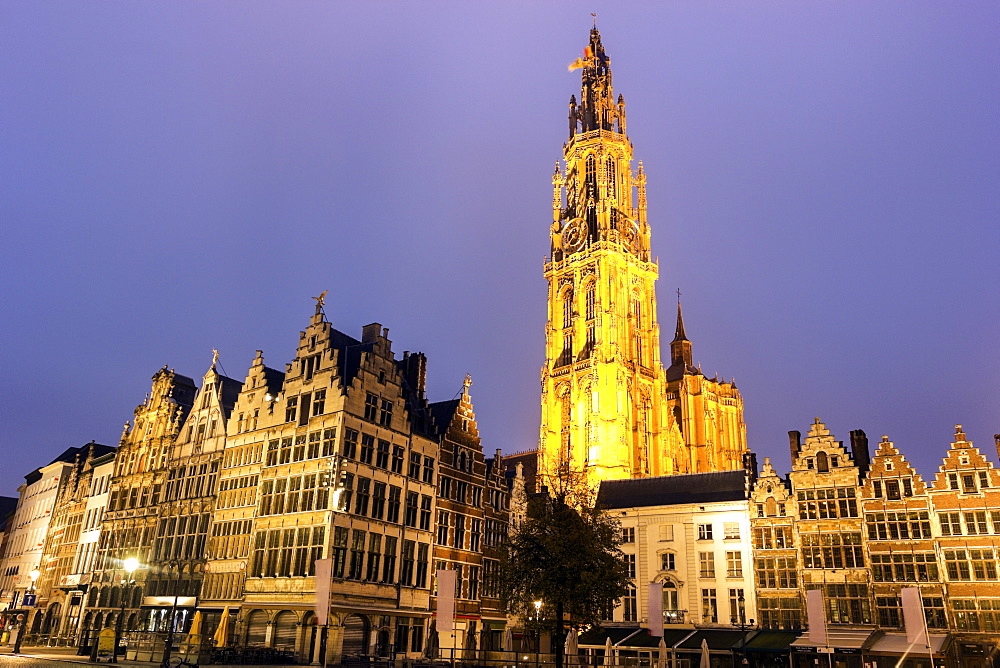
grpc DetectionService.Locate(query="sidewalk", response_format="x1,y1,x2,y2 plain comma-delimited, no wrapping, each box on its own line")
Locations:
0,645,290,668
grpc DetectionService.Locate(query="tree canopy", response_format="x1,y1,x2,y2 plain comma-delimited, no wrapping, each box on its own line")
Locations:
498,477,630,668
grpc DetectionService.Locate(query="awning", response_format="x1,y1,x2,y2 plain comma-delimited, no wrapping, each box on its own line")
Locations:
867,633,950,656
675,629,749,651
742,630,801,653
790,629,878,652
622,629,694,648
578,627,648,647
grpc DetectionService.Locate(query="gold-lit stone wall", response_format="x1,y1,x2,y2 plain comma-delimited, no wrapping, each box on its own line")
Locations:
538,28,746,488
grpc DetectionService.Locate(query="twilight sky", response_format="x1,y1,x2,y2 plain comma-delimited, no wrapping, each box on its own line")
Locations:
2,2,998,497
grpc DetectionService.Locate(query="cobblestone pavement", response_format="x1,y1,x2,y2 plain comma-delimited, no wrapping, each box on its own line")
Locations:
0,647,290,668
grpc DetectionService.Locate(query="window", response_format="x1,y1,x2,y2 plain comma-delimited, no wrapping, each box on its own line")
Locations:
622,527,636,543
758,597,802,629
796,487,858,519
343,429,358,460
952,599,1000,632
623,585,637,622
876,596,902,628
360,434,375,465
701,589,718,623
885,480,900,500
354,477,371,516
419,496,432,531
404,492,418,528
376,439,390,469
371,482,386,520
416,543,429,588
332,527,349,578
400,540,416,586
349,530,366,579
392,446,404,473
939,512,962,536
964,511,989,534
699,552,715,578
285,396,298,423
724,522,740,540
944,549,998,580
453,514,465,549
625,554,636,579
660,552,675,571
437,512,450,545
366,534,382,581
364,392,379,421
871,553,938,582
312,390,326,416
962,473,977,494
387,486,401,523
923,597,947,629
659,525,674,541
382,536,397,582
865,511,933,540
469,518,481,551
801,533,864,569
752,526,792,550
754,557,797,589
422,456,435,484
439,476,452,499
409,452,421,478
815,584,871,624
726,551,743,577
698,523,713,540
380,399,393,427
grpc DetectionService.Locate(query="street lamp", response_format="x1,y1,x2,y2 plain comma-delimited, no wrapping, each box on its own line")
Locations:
112,558,140,664
730,592,754,667
160,563,183,668
13,567,41,654
533,601,542,661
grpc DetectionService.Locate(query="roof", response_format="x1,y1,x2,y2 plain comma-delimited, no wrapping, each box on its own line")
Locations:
598,470,749,509
578,627,645,647
429,398,460,438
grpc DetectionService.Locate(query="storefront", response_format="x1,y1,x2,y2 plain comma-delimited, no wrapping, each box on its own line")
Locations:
789,629,877,668
864,633,951,668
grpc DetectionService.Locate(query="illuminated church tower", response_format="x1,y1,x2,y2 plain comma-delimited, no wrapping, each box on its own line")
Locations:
538,28,747,486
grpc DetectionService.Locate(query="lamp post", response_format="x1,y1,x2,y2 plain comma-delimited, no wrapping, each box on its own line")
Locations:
730,592,753,667
533,600,542,668
112,558,139,664
13,567,41,654
160,563,182,668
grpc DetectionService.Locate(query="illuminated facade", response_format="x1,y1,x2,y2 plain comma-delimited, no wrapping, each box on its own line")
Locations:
539,28,746,487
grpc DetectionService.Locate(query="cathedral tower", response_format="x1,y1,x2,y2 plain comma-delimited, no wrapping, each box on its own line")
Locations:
538,28,747,486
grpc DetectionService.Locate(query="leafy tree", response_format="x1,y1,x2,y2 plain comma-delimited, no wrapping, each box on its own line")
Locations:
498,473,630,668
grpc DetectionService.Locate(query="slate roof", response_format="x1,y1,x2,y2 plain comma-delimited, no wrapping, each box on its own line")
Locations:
598,469,748,509
428,399,460,438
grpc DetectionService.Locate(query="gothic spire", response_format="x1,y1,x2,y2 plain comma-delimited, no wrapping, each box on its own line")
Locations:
570,27,625,136
669,293,693,369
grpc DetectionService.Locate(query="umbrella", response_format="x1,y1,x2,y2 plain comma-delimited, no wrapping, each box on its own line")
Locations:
424,620,440,660
501,627,513,653
564,628,578,667
184,611,203,654
699,638,710,668
212,607,230,647
188,611,203,637
602,637,614,668
657,636,667,668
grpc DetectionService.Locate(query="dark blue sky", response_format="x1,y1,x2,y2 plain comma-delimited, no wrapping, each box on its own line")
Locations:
2,2,998,497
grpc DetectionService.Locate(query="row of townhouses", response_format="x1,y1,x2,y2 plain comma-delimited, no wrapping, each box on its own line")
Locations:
1,305,512,664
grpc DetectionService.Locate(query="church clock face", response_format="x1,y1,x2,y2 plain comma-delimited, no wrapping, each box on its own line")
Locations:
562,217,588,253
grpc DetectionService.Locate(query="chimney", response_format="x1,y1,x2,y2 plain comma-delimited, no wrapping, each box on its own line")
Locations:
850,429,871,476
402,351,427,399
994,434,1000,463
361,323,382,344
788,431,801,463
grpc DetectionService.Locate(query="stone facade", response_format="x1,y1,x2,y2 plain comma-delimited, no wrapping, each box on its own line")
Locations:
538,28,746,489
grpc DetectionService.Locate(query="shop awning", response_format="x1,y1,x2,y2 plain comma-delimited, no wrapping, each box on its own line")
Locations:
578,627,647,647
675,629,749,651
621,629,695,648
742,630,801,653
867,633,950,656
790,629,877,651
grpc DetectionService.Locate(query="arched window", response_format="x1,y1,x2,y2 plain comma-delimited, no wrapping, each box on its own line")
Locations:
562,289,574,329
585,154,597,194
662,582,680,622
816,451,829,473
585,283,596,321
765,497,778,517
606,157,616,199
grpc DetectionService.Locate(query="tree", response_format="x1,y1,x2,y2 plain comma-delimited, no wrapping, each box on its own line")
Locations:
498,473,630,668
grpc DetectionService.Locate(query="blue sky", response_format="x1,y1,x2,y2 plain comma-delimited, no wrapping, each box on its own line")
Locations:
2,2,998,496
